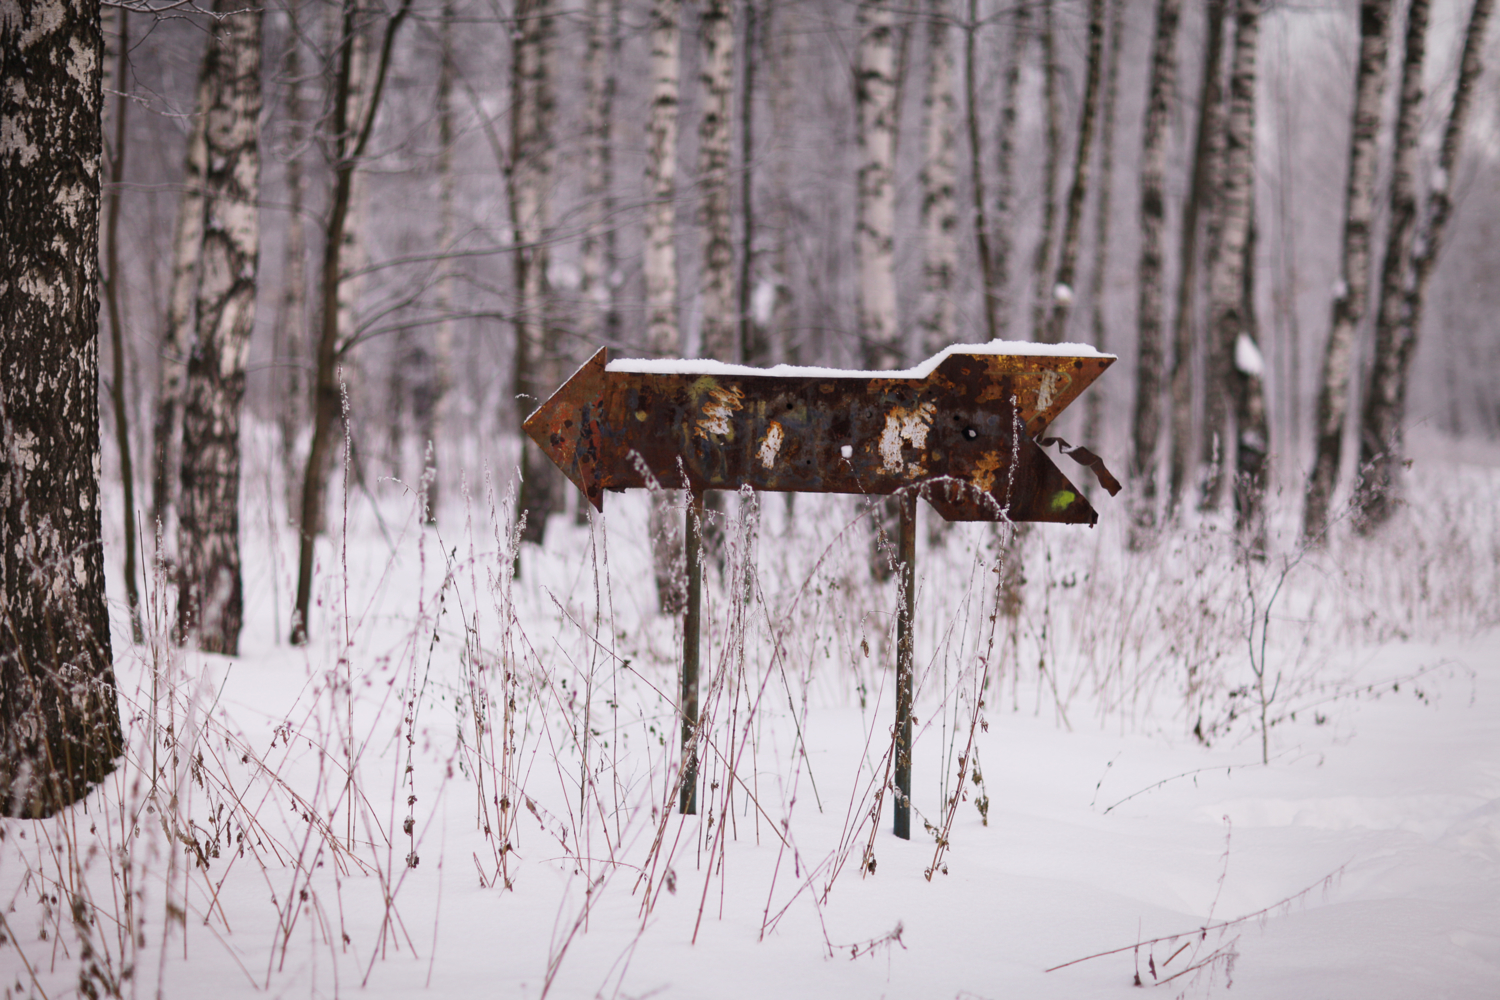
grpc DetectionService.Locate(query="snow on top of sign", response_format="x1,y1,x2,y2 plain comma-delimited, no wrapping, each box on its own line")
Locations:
604,339,1114,378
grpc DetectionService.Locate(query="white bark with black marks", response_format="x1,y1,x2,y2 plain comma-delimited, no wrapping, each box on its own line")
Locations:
857,0,900,369
511,0,560,547
696,0,736,361
177,0,263,655
1215,0,1267,548
1029,0,1061,344
645,0,682,357
1359,0,1489,531
1128,0,1181,536
1169,0,1226,517
1084,0,1123,445
922,0,959,355
1,0,125,817
580,0,621,348
1302,0,1393,543
1045,0,1106,345
644,0,685,611
153,67,210,543
992,3,1026,341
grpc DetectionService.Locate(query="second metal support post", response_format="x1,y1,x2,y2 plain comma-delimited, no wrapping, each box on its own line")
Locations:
894,492,916,839
679,489,705,815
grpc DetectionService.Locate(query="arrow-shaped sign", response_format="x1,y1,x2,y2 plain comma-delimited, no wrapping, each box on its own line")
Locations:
523,343,1115,524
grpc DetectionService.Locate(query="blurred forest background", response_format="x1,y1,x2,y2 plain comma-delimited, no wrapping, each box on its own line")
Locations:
97,0,1498,647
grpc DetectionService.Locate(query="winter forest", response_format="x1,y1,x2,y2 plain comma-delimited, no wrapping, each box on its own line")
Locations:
2,0,1499,996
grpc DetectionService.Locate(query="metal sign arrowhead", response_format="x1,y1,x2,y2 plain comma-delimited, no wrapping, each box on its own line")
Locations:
523,348,610,510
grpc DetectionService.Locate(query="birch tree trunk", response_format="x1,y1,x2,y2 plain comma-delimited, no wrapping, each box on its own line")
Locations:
1084,0,1124,444
0,0,125,817
1127,0,1181,537
923,0,959,354
1233,181,1269,549
580,0,620,349
1168,0,1226,517
1356,0,1429,530
857,0,901,369
1028,0,1061,343
292,0,411,644
1397,0,1492,430
645,0,682,357
177,0,263,654
278,0,308,516
1044,0,1106,344
1210,0,1266,547
697,0,737,360
103,4,143,642
420,0,457,526
1359,0,1488,531
740,0,767,365
511,0,560,548
335,7,371,492
1197,43,1234,512
153,69,210,544
645,0,686,612
992,3,1027,340
768,0,797,361
1301,0,1393,543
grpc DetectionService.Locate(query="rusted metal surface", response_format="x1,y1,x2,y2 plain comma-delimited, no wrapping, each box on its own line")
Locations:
679,489,704,816
894,492,916,839
524,347,1115,524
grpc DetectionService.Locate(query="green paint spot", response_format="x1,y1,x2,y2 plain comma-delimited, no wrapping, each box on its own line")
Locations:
1050,490,1076,512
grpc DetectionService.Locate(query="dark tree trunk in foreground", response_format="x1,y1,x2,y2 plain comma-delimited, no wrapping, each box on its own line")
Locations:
1302,0,1393,544
177,0,263,654
1167,0,1226,518
1045,0,1106,344
1127,0,1181,539
1359,0,1490,531
103,5,144,643
0,0,124,817
292,0,411,644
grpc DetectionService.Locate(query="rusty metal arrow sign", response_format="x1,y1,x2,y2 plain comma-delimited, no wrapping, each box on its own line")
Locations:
523,345,1116,524
522,343,1116,830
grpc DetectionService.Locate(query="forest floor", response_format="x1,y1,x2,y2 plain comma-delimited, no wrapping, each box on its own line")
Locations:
2,439,1498,999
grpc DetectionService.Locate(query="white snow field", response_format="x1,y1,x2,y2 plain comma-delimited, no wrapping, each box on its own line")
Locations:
3,438,1497,1000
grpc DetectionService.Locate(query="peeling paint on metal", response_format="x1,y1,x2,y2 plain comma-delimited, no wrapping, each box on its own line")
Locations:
758,420,784,469
878,401,936,474
694,382,743,441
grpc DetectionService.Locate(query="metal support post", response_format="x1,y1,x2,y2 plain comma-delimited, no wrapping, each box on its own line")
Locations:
894,492,916,839
679,488,705,815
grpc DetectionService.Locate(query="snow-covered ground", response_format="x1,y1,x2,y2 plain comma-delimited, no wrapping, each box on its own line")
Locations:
3,444,1497,999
